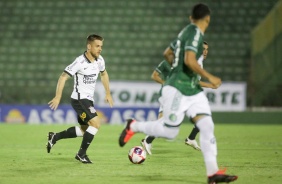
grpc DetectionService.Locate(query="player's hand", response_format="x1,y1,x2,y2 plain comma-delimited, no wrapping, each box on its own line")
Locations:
48,97,61,110
105,93,114,108
210,83,219,89
208,75,222,89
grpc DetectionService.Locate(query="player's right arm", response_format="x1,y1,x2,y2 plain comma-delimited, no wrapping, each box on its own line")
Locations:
151,70,164,85
48,72,70,110
163,40,176,64
48,59,80,110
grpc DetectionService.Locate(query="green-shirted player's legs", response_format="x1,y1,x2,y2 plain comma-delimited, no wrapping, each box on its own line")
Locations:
192,115,218,176
185,125,201,151
141,109,163,155
142,110,201,154
123,86,237,182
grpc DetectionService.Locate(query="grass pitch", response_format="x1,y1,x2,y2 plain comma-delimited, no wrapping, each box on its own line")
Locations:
0,123,281,184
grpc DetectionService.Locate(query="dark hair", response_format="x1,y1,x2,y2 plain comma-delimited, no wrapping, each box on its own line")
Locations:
191,3,211,20
87,34,104,44
203,41,208,45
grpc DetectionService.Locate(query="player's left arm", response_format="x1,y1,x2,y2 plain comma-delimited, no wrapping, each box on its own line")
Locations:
199,81,218,89
164,39,177,64
163,47,174,64
151,70,164,85
185,51,221,88
100,70,114,107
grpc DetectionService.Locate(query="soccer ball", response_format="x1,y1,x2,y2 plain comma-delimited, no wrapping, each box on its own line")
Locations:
128,146,146,164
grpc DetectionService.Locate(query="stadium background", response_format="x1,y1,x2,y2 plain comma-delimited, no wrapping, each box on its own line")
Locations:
0,0,281,124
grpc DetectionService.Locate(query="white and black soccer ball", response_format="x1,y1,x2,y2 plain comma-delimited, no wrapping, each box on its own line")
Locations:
128,146,146,164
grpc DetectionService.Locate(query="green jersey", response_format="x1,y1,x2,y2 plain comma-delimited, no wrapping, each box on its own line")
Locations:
155,60,171,82
165,24,204,96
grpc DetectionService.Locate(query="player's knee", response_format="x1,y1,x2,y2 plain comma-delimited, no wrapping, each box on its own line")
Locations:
164,127,179,139
88,117,100,129
158,112,163,119
192,114,208,123
196,116,214,132
80,125,88,133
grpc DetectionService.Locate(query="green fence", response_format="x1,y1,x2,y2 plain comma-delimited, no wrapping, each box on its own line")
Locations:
250,0,282,106
0,0,278,104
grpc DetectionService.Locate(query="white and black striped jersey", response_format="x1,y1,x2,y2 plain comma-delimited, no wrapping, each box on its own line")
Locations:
64,52,105,101
197,55,204,80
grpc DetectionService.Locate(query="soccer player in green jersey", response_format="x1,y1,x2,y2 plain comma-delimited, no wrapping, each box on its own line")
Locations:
119,3,238,183
141,42,210,154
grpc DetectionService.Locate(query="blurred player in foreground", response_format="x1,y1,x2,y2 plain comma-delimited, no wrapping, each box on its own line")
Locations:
119,3,238,184
141,42,210,154
184,41,210,150
47,34,113,164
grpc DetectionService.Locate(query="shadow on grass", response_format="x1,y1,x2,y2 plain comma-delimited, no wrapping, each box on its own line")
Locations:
120,174,203,184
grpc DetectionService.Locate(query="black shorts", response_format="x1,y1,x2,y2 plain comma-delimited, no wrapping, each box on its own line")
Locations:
71,98,98,125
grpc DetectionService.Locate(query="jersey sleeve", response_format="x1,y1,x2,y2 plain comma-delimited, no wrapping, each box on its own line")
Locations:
155,61,165,74
184,27,202,54
169,39,177,52
98,56,106,72
64,58,82,77
163,60,171,71
155,60,171,77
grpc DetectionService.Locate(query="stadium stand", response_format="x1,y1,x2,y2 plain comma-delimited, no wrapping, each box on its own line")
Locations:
250,0,282,106
0,0,278,104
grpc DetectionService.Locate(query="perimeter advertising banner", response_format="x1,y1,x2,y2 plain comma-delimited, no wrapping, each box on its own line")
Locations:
94,81,246,111
0,81,246,124
0,105,158,124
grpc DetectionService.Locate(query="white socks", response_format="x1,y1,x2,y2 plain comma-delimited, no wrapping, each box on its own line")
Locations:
75,126,99,137
75,126,83,137
86,126,99,135
130,120,157,136
130,118,179,140
196,116,219,176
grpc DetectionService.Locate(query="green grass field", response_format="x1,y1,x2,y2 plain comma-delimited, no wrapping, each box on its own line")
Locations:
0,123,281,184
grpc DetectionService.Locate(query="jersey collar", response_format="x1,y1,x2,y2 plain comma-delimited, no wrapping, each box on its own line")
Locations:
191,23,204,35
83,51,98,63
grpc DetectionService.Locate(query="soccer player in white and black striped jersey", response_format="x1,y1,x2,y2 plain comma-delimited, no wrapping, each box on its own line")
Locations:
47,34,113,164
